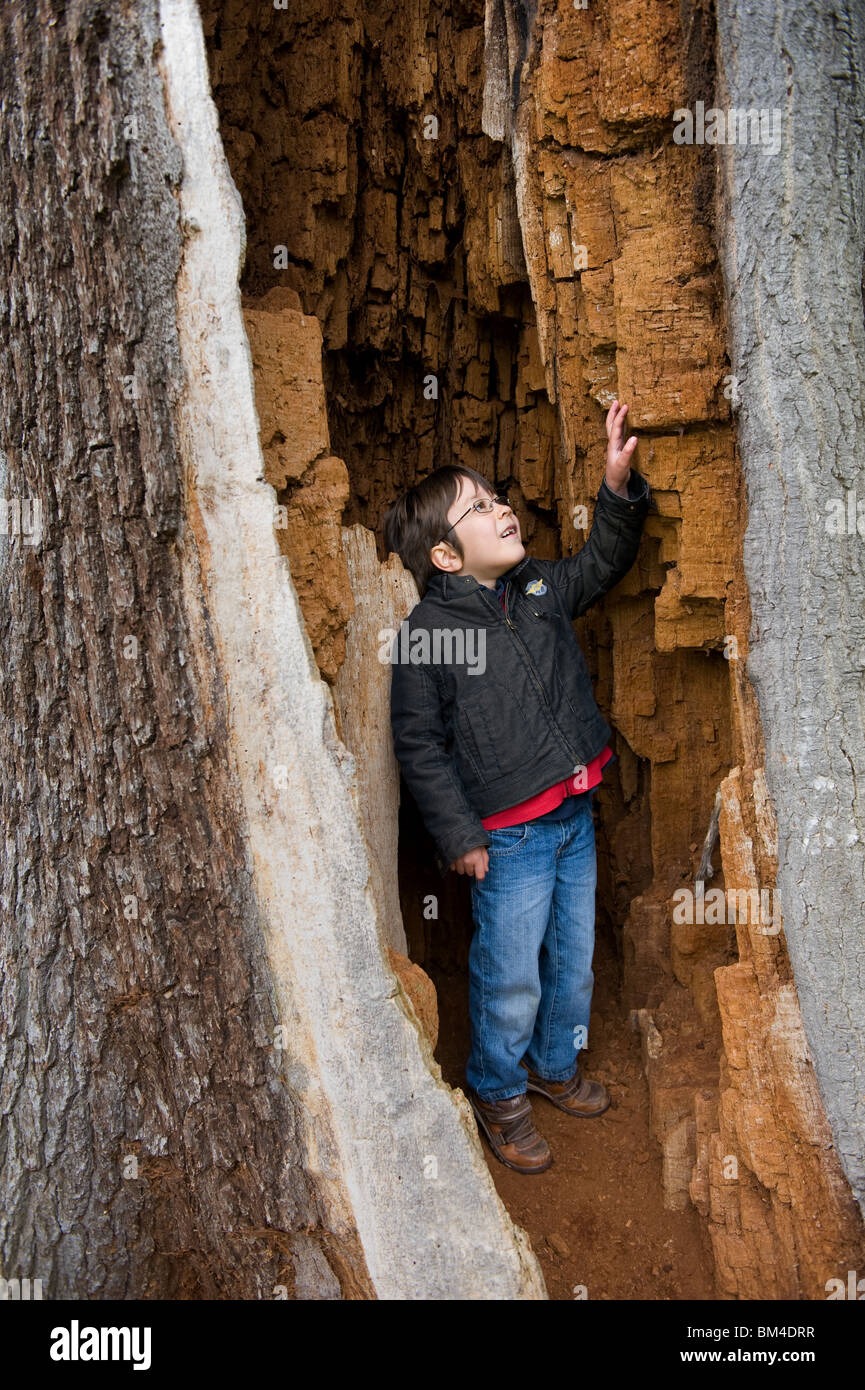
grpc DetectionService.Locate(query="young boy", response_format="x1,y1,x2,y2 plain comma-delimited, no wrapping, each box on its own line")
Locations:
384,402,651,1174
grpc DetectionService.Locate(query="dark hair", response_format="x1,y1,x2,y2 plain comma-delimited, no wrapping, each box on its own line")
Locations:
383,465,497,594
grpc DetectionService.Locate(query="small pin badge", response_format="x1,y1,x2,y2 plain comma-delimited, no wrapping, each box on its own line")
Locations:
526,579,547,596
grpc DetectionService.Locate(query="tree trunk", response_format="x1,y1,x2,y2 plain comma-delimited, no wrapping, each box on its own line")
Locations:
0,0,544,1300
0,0,358,1301
715,0,865,1214
3,0,864,1302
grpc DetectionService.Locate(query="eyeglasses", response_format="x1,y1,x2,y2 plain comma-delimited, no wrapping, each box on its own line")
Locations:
438,494,511,544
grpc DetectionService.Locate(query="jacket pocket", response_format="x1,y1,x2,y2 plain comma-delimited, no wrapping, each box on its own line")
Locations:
551,640,593,726
455,707,488,787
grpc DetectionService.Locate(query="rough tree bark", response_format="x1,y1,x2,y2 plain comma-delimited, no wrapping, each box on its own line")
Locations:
715,0,865,1215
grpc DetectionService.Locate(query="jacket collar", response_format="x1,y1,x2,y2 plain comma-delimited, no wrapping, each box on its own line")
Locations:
424,554,533,601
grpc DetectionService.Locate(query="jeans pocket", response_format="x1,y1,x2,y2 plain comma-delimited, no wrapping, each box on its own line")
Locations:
487,822,531,854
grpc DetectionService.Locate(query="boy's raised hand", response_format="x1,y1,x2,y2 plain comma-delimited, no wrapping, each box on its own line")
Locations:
605,398,638,497
449,846,489,880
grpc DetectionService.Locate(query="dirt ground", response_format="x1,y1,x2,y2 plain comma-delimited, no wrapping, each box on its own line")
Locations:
430,926,717,1301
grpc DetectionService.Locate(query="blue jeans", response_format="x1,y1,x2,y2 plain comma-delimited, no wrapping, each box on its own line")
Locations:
467,791,597,1101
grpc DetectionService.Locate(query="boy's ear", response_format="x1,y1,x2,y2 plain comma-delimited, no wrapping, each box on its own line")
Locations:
429,539,461,574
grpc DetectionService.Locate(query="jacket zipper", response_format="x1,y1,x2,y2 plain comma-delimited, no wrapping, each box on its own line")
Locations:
485,582,581,763
500,581,542,625
502,581,515,629
504,578,544,622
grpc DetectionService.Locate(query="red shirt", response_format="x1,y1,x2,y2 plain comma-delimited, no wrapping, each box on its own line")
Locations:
480,580,612,829
481,747,612,828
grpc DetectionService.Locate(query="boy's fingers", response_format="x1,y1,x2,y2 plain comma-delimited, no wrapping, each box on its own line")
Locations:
606,400,628,440
450,848,488,875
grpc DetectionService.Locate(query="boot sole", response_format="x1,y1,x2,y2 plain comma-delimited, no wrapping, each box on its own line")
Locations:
468,1096,553,1175
524,1077,611,1118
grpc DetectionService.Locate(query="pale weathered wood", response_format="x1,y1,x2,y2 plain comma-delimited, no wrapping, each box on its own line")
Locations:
333,525,419,955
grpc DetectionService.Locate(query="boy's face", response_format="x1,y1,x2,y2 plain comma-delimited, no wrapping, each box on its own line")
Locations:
429,476,525,588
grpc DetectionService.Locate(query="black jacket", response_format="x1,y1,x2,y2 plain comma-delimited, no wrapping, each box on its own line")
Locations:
390,472,652,876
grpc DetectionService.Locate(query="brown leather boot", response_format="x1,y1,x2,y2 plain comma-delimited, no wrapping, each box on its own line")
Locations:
467,1088,552,1174
520,1060,611,1117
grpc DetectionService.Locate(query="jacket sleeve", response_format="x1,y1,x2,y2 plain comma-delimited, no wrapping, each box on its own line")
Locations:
390,653,491,876
545,470,652,619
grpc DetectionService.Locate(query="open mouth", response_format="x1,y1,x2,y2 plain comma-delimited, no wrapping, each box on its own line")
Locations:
500,524,519,539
